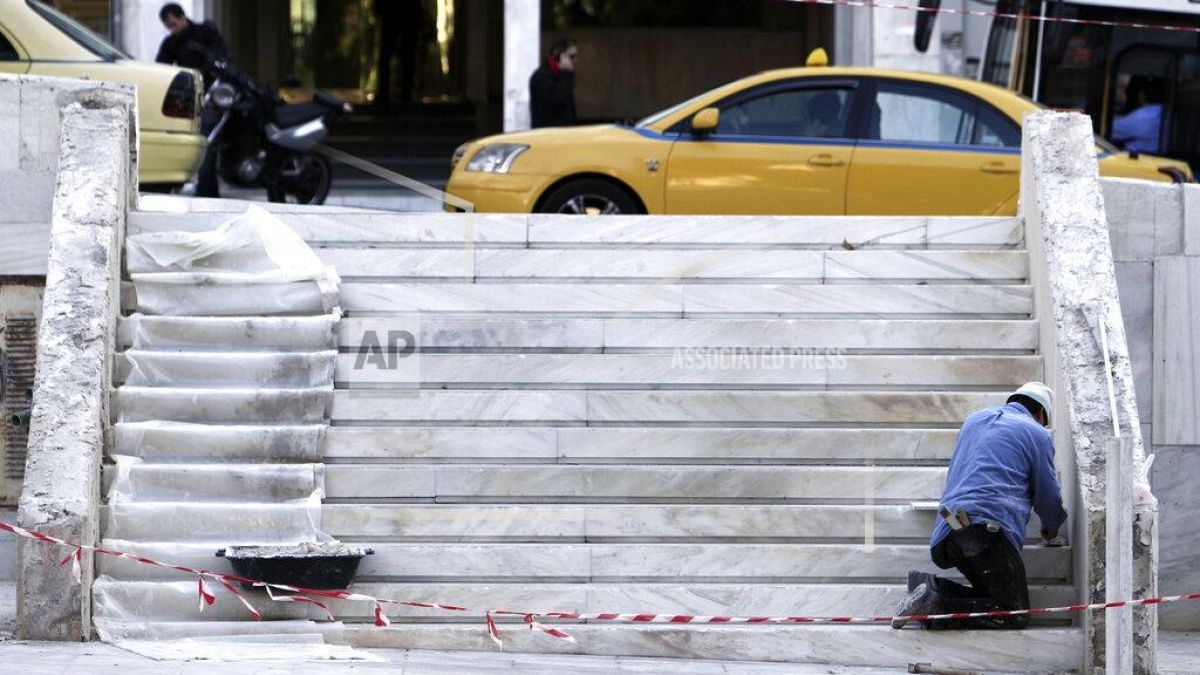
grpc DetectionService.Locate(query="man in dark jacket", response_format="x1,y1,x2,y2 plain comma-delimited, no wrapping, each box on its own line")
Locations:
155,3,230,197
155,3,229,89
529,36,578,128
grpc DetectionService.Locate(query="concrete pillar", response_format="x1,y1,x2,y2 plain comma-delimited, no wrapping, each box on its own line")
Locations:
1106,436,1133,675
118,0,206,61
16,85,132,641
503,0,539,132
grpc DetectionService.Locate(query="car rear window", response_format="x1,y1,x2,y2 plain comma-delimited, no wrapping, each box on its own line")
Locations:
27,0,128,61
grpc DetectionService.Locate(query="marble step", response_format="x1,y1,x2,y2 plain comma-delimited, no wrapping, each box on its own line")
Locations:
103,463,324,503
114,422,325,463
322,427,959,464
321,465,947,501
332,317,1038,352
321,503,1050,542
337,624,1078,672
117,351,338,388
128,212,1021,248
114,387,333,423
334,354,1038,388
118,314,339,352
96,541,1070,583
90,579,1075,626
339,283,1032,316
328,390,1005,425
128,275,336,316
318,248,1027,281
103,502,322,542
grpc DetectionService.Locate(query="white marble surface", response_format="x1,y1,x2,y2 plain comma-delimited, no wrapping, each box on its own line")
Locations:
322,427,959,462
120,351,337,388
681,284,1031,316
340,624,1079,672
1153,257,1200,444
335,317,1039,350
336,353,1036,387
102,501,321,543
331,390,1003,424
128,211,529,243
120,314,339,351
324,465,947,500
319,248,1025,281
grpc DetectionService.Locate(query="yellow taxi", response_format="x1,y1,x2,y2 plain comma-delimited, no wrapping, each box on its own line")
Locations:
0,0,205,188
447,50,1190,215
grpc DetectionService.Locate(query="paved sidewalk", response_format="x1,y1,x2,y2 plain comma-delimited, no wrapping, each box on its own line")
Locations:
0,641,938,674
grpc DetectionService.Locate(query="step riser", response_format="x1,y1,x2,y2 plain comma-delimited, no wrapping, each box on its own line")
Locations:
316,249,1028,281
115,388,332,424
338,283,1032,316
128,213,1022,248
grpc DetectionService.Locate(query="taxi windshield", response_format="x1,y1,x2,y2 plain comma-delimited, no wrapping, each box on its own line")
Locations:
635,90,716,128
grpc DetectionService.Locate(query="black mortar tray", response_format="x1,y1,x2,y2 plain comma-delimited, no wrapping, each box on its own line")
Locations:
218,543,374,590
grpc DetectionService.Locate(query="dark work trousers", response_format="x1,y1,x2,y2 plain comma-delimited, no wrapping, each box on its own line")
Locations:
196,104,222,198
927,523,1030,629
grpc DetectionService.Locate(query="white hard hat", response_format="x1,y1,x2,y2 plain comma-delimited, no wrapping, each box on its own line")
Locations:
1008,381,1054,425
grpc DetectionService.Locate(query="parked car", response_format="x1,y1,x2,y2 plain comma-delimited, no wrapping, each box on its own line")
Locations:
447,50,1191,215
0,0,205,190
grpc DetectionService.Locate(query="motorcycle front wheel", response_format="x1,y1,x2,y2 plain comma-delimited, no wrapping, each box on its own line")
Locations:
268,153,333,205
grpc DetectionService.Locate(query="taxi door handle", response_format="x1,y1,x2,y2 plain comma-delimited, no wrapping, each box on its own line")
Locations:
980,161,1018,175
808,154,844,167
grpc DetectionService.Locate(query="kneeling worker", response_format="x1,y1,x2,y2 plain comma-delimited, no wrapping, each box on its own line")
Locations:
893,382,1067,629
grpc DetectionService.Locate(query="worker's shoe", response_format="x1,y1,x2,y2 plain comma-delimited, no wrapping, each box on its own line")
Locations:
891,583,939,629
907,570,937,592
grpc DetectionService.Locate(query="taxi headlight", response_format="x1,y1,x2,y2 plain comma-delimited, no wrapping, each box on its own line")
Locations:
466,144,529,173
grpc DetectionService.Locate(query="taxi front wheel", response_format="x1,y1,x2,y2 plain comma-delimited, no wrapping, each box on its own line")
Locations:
538,179,641,215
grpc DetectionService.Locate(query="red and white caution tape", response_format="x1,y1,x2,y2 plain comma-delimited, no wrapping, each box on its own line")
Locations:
4,521,1198,647
792,0,1200,35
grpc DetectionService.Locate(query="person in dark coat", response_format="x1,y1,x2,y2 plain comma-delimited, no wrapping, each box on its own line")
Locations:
155,3,231,198
529,36,578,128
155,3,229,89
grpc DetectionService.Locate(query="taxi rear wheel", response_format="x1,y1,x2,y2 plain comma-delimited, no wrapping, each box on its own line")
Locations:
538,179,640,215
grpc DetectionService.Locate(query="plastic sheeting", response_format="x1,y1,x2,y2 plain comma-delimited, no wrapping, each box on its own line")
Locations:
114,422,325,463
126,205,340,316
98,206,356,661
114,387,333,424
106,456,325,504
121,314,339,352
121,350,338,389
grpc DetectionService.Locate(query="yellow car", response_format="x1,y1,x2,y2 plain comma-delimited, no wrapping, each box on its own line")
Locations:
0,0,205,188
447,51,1190,215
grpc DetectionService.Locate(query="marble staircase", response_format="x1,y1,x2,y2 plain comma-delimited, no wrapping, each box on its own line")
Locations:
103,212,1080,672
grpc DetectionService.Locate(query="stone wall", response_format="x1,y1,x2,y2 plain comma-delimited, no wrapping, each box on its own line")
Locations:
15,86,135,641
1102,177,1200,631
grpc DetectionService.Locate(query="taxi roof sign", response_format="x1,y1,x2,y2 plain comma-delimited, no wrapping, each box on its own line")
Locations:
806,48,830,67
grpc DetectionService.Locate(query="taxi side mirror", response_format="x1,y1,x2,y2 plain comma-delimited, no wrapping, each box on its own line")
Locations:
691,107,719,134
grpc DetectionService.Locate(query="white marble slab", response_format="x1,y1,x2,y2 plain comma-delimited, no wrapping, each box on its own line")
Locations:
682,283,1032,316
339,623,1080,672
581,391,1004,424
129,211,529,243
324,427,559,460
119,314,339,351
341,283,684,313
104,462,323,503
120,350,337,388
1153,257,1200,444
324,465,947,500
0,221,50,275
102,503,321,543
600,318,1038,350
331,390,586,422
335,317,1038,351
321,504,938,540
823,250,1025,280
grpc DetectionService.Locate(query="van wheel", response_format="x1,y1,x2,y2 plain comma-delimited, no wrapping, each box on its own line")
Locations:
538,179,639,215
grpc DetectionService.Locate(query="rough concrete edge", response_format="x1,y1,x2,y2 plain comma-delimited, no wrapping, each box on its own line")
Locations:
1020,110,1156,674
15,86,134,641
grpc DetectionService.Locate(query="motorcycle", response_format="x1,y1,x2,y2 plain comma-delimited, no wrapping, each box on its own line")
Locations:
204,61,352,204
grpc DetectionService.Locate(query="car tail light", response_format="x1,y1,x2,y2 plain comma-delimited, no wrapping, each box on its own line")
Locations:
162,71,197,119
